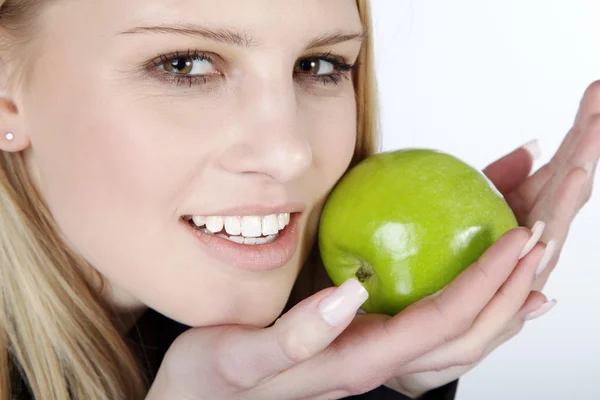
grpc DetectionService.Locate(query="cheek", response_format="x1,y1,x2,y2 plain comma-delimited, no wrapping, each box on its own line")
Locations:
306,96,358,193
23,70,192,285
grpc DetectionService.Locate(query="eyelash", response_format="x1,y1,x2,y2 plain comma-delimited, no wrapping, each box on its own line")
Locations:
146,49,360,88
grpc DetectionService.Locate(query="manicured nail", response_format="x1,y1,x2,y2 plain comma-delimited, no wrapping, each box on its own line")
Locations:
519,221,545,260
536,240,556,277
584,162,594,179
521,139,542,161
525,299,557,321
319,279,369,327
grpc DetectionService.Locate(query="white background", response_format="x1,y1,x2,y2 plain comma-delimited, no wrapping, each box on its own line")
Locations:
371,1,599,399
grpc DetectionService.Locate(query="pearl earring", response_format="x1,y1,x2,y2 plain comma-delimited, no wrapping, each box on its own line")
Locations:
5,132,13,141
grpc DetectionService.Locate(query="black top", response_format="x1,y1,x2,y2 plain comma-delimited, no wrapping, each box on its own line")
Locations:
12,308,458,399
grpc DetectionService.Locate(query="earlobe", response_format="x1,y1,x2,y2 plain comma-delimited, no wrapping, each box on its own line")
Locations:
0,97,30,152
0,129,30,152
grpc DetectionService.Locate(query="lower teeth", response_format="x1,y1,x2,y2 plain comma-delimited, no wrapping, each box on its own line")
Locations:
200,227,280,245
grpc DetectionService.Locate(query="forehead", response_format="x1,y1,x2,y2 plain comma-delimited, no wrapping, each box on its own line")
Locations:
46,0,362,40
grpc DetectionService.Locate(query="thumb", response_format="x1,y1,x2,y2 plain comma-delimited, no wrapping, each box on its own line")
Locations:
214,278,368,389
483,141,539,195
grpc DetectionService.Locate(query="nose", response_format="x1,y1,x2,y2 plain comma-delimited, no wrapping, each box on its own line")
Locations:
218,75,313,183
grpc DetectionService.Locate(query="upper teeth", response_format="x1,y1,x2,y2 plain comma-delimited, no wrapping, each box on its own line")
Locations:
190,213,291,237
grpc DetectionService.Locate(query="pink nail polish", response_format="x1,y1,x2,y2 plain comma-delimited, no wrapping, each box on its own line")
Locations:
536,240,556,277
319,279,369,327
521,139,542,161
525,299,557,321
519,221,545,260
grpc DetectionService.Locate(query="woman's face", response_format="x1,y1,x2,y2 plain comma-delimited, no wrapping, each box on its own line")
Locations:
16,0,363,327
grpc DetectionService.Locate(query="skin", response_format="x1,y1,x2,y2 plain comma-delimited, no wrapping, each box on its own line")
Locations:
0,0,363,328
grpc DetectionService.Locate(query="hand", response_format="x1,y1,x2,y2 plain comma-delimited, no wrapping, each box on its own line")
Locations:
383,81,600,397
145,227,544,400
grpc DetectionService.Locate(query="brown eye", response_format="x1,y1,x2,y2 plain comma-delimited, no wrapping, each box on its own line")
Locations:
163,57,194,74
294,57,335,75
158,54,216,76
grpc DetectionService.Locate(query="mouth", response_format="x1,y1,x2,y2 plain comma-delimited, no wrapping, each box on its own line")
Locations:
182,212,292,245
180,212,302,271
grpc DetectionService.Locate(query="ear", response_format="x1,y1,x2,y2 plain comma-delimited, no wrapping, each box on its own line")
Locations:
0,97,30,152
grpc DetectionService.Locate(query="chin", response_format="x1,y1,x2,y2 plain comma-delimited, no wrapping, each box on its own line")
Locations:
179,306,284,329
172,290,290,329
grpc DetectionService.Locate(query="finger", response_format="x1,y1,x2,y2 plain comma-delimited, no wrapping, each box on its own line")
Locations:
558,81,600,166
213,278,368,389
379,227,533,365
250,228,533,399
538,118,600,222
511,160,590,235
574,81,600,127
514,128,583,219
483,143,535,195
517,290,550,320
482,290,550,354
517,82,600,214
381,292,548,395
399,242,547,373
533,165,589,246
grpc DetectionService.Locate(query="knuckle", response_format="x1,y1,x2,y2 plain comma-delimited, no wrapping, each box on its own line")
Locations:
513,326,524,338
457,345,485,366
432,297,471,342
277,326,315,364
432,298,453,342
585,113,600,133
214,332,259,390
510,321,525,337
221,371,256,391
452,317,474,339
472,260,491,281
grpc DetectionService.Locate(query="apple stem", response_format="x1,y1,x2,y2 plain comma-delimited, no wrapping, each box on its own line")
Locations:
355,261,375,283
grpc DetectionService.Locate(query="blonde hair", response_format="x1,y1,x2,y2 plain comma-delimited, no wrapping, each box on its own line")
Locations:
0,0,380,398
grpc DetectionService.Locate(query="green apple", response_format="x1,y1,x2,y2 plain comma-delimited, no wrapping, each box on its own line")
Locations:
318,148,518,316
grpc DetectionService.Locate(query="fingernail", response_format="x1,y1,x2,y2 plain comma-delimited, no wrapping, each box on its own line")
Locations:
525,299,557,321
536,240,556,277
519,221,545,260
584,162,594,179
319,279,369,327
521,139,542,161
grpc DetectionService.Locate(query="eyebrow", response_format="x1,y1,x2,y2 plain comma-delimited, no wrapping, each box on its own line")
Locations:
117,23,367,50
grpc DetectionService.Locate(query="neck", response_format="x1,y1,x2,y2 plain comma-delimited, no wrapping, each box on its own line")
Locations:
113,305,149,335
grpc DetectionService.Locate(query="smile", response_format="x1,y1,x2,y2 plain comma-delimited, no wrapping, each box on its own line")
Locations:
183,213,291,245
180,212,302,271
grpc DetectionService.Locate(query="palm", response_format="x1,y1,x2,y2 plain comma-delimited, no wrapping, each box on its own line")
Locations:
490,120,597,287
385,82,600,397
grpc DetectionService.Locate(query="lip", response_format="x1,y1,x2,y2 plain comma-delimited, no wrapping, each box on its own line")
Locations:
181,212,302,271
183,202,306,217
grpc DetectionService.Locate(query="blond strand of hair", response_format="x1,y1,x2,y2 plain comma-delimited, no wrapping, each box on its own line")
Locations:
1,151,149,400
0,1,148,398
